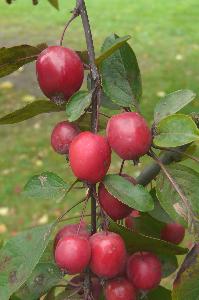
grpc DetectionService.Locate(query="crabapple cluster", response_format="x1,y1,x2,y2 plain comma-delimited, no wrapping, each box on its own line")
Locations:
36,46,185,299
54,225,162,299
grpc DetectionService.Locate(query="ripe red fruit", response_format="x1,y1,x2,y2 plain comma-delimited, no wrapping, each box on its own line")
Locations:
105,278,136,300
125,210,140,230
36,46,84,104
127,252,162,290
54,235,91,274
161,223,185,245
69,131,111,183
98,183,132,221
89,231,127,278
54,222,89,248
98,174,137,221
51,121,80,155
106,112,152,160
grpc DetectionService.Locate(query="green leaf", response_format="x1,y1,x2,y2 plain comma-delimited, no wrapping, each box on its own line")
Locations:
100,33,142,107
132,213,164,238
156,164,199,228
101,91,120,110
109,221,187,256
47,0,59,10
96,35,131,65
172,244,199,300
0,44,47,78
154,90,196,123
148,189,173,224
158,253,178,278
87,73,119,111
24,172,69,202
103,174,154,212
0,100,65,125
147,286,172,300
0,224,53,300
154,114,199,147
66,91,92,122
15,242,63,300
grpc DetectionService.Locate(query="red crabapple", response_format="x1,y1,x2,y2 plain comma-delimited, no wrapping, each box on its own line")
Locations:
161,223,185,245
89,231,127,278
127,252,162,290
69,131,111,183
51,121,80,154
36,46,84,104
54,222,89,248
54,235,91,274
98,174,137,221
98,183,132,221
125,210,140,230
106,112,152,160
105,278,136,300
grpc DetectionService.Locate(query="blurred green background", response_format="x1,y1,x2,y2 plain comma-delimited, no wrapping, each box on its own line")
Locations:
0,0,198,243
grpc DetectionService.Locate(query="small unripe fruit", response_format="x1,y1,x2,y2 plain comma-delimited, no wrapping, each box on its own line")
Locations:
105,278,136,300
106,112,152,160
51,121,80,154
54,222,89,248
36,46,84,104
127,252,162,290
161,223,185,245
55,235,91,274
69,131,111,183
98,183,132,221
90,231,127,278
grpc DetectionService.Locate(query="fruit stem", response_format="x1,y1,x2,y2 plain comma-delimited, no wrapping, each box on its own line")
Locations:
60,4,81,46
119,159,125,175
77,189,91,235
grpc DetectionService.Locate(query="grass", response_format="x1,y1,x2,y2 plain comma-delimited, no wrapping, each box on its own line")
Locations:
0,0,198,250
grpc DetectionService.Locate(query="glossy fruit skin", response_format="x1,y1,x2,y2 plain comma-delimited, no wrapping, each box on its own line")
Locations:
127,252,162,290
51,121,80,155
105,278,136,300
125,210,140,230
54,222,89,248
98,183,132,221
98,174,137,221
69,131,111,183
89,232,127,278
106,112,152,160
161,223,185,244
36,46,84,104
54,235,91,274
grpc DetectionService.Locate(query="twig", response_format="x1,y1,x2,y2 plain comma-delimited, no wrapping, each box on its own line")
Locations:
78,0,102,239
76,1,102,298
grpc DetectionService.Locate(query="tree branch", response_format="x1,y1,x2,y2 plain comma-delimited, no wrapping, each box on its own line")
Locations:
78,0,101,239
